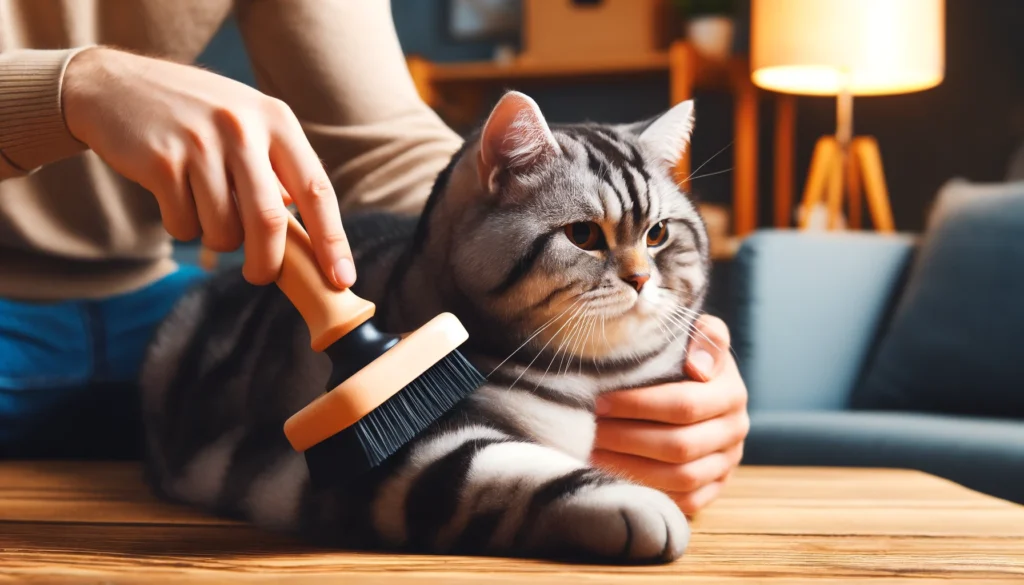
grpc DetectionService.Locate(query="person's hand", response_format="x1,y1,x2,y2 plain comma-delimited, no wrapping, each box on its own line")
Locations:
62,47,354,288
591,315,749,515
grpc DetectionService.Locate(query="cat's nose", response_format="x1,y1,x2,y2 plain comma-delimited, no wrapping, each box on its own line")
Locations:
622,273,650,293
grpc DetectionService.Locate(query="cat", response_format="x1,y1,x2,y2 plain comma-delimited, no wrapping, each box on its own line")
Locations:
139,91,711,564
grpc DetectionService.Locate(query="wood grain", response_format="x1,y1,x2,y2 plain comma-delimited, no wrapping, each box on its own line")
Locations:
797,137,837,229
773,94,796,229
669,41,696,193
2,463,1022,583
731,67,759,237
853,136,896,233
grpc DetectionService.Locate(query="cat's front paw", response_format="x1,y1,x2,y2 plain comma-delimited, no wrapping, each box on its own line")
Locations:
525,480,689,563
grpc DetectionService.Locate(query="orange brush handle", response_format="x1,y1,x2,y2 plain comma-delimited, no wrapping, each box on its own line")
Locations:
276,214,375,352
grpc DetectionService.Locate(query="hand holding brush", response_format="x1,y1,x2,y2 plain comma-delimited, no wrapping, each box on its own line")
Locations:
273,213,484,486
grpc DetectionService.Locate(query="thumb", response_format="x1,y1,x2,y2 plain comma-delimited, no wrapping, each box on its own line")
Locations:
684,314,731,382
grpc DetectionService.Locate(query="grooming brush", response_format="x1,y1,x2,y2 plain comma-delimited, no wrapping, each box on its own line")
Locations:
274,213,485,486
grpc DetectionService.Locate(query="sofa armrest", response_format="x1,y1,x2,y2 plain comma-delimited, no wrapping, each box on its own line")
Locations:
731,230,915,412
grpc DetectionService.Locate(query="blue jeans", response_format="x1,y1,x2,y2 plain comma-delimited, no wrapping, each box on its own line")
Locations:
0,266,208,459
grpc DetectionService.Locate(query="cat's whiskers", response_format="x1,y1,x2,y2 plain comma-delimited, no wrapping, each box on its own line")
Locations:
685,167,733,182
555,308,590,378
659,302,694,338
654,286,738,362
487,297,583,377
680,141,732,183
592,315,607,374
667,305,741,364
600,315,610,349
649,297,673,338
558,313,583,378
551,307,580,377
535,307,589,390
576,314,600,376
504,301,587,392
564,311,595,377
662,308,695,349
652,312,673,344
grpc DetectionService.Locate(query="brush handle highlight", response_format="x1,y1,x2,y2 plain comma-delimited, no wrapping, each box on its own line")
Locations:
277,213,375,352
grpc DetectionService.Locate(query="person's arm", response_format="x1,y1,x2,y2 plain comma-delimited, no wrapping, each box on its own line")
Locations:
591,315,750,515
0,49,89,180
233,0,463,215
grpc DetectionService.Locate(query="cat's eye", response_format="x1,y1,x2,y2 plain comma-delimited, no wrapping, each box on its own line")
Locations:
646,221,669,247
564,222,605,250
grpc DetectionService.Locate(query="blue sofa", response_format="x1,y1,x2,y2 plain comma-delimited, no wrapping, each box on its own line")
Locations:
731,229,1024,505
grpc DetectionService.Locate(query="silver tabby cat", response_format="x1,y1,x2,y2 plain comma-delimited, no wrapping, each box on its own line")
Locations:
140,91,710,563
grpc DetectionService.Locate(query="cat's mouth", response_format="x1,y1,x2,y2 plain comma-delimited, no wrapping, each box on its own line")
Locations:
582,283,667,317
578,288,637,316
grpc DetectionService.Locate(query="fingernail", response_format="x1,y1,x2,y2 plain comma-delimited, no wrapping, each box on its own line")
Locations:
594,397,610,415
689,349,714,379
333,258,357,288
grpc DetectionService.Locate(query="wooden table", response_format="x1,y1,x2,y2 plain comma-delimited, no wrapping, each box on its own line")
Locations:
2,463,1022,583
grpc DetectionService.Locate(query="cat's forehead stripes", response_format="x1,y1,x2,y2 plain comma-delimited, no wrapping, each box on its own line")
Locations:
555,125,658,241
578,143,626,222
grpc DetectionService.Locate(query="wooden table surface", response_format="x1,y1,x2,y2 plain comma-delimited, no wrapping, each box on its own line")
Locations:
1,463,1022,584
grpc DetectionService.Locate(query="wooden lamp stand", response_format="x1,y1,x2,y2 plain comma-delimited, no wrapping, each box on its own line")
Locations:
797,90,896,232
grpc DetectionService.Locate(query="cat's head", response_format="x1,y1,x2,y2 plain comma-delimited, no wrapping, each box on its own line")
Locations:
422,91,709,362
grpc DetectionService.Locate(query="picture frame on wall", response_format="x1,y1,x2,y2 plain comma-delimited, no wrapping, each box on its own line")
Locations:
445,0,522,42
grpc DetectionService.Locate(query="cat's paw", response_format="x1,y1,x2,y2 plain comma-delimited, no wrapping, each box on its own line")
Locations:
526,480,689,563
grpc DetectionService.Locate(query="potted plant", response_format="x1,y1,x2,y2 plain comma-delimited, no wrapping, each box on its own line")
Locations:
671,0,737,60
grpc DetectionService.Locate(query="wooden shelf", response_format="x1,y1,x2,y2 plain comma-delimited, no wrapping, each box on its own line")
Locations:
426,55,670,82
419,48,741,91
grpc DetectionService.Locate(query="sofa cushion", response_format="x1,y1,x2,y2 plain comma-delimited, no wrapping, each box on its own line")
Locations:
745,410,1024,504
732,231,914,411
852,179,1024,418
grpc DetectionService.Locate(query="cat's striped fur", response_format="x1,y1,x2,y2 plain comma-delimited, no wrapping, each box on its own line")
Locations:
140,92,710,563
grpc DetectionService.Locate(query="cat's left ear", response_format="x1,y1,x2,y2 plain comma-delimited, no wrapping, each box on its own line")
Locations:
632,99,695,171
477,91,562,194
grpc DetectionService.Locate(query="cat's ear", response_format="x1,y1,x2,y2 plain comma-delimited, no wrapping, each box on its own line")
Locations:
635,99,695,171
477,91,561,194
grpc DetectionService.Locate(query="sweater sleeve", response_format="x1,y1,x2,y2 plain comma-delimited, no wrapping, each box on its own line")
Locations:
0,49,89,180
234,0,463,215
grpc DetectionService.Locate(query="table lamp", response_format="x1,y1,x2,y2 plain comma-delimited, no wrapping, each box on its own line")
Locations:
750,0,945,232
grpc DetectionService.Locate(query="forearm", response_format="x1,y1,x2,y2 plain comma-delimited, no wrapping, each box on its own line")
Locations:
0,49,89,180
235,0,462,214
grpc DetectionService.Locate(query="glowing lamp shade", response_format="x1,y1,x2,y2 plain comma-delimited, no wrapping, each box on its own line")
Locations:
751,0,945,96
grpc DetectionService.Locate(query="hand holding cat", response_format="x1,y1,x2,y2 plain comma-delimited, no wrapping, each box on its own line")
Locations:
591,315,749,515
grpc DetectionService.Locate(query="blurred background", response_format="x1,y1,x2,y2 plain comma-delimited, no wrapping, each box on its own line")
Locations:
190,0,1024,505
194,0,1023,310
199,0,1023,230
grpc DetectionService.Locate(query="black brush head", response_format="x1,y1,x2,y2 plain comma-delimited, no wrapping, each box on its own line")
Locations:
303,349,484,487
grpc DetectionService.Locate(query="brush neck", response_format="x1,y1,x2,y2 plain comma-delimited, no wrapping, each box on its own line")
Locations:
276,214,378,351
323,320,401,389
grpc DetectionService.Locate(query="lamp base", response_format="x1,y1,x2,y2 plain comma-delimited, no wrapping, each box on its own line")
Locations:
797,135,895,233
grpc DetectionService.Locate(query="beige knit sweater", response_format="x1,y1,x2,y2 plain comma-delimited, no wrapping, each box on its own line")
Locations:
0,0,462,301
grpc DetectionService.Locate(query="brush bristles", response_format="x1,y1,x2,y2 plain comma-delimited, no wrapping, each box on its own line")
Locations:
303,349,484,486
